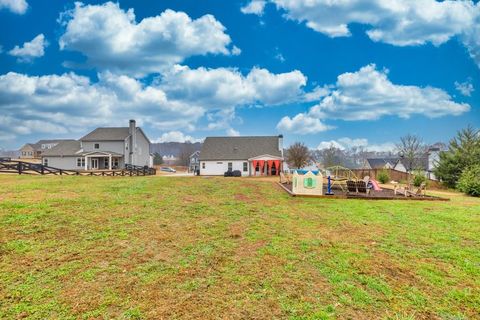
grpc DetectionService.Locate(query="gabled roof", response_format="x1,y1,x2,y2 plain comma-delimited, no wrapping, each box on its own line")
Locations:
189,150,200,158
20,139,74,151
199,136,282,161
80,127,130,141
366,158,398,169
80,127,151,143
41,140,82,157
396,157,429,171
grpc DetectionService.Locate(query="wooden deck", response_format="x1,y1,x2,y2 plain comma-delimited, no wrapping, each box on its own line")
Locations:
278,183,449,201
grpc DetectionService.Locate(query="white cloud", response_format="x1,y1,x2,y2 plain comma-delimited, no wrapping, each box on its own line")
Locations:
226,128,240,136
231,45,242,56
160,65,307,108
316,140,345,150
276,113,332,134
455,79,475,97
59,2,236,76
248,0,480,67
0,71,203,143
241,0,266,16
310,64,470,121
8,34,47,62
0,0,28,14
316,137,395,152
303,85,330,102
278,64,470,134
153,131,203,143
0,64,310,145
275,53,285,62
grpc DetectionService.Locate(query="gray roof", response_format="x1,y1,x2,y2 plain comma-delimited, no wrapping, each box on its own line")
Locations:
80,127,130,141
20,139,74,151
367,157,429,171
397,157,429,171
41,140,82,156
366,158,398,169
199,136,282,161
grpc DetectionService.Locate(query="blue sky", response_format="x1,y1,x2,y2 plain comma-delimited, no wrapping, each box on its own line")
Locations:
0,0,479,151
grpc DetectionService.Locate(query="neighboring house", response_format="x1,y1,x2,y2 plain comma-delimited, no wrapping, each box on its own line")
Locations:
19,140,73,159
41,120,152,170
365,146,442,180
364,158,399,170
189,150,200,173
162,155,178,165
199,135,284,176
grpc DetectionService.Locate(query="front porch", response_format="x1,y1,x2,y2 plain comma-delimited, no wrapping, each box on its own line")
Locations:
81,151,124,171
248,155,283,176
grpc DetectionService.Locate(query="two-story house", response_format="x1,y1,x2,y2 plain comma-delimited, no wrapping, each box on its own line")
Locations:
19,140,74,159
41,120,152,170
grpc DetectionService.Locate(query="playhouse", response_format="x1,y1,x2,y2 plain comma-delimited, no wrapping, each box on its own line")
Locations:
292,171,323,196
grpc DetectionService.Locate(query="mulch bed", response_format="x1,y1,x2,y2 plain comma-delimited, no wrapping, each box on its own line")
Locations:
278,183,449,201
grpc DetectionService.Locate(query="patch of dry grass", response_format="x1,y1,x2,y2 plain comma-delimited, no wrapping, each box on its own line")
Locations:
0,175,479,319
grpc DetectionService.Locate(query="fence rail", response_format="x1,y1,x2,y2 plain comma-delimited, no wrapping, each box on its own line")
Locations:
0,159,156,176
350,168,442,188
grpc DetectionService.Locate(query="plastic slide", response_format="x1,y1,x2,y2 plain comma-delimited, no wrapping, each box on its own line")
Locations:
370,179,382,191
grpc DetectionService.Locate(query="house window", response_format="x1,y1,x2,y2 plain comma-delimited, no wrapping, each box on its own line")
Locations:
43,158,48,166
243,162,248,172
77,158,85,167
228,162,233,171
22,152,26,156
202,162,205,169
112,158,119,167
104,158,109,167
94,143,100,149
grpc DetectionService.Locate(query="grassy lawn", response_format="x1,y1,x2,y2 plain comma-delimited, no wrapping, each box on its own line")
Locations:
0,175,479,319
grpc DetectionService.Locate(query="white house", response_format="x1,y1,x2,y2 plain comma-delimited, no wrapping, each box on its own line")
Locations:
199,135,284,176
41,120,152,170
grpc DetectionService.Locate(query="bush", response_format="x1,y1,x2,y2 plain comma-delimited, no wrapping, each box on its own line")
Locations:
457,165,480,197
413,171,427,187
377,170,390,184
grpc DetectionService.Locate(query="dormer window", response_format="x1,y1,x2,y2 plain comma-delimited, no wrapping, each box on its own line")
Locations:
94,143,100,149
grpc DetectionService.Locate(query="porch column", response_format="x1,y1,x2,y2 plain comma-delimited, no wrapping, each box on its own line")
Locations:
108,154,112,170
84,155,88,170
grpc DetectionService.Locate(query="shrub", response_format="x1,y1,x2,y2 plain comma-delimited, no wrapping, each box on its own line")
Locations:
377,170,390,184
457,165,480,197
413,171,427,187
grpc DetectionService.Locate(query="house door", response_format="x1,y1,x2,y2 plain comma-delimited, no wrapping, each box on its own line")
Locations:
91,158,99,170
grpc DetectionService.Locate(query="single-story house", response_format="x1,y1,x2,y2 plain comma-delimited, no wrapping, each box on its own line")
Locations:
199,135,284,176
41,120,152,170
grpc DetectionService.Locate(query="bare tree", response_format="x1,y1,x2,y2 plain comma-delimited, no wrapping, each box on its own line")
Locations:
311,146,345,168
286,142,311,169
396,134,427,172
177,143,196,167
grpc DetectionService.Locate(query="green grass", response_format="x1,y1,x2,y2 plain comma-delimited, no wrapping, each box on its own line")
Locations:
0,175,479,319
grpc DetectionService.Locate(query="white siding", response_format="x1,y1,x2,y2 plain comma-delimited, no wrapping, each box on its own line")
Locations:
200,160,250,176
